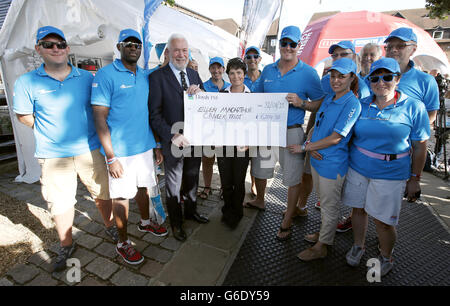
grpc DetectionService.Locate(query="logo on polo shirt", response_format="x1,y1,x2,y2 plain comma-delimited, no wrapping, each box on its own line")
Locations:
38,89,56,95
120,84,134,89
92,83,98,88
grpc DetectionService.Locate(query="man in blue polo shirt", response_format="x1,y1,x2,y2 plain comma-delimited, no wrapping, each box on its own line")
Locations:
247,25,325,241
385,27,439,125
92,29,167,265
243,46,262,90
13,26,114,272
243,46,262,197
321,40,371,99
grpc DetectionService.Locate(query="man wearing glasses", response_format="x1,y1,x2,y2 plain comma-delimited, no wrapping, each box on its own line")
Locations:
321,41,371,99
13,26,115,272
248,26,325,241
92,29,167,265
243,46,262,90
384,27,439,125
243,46,262,198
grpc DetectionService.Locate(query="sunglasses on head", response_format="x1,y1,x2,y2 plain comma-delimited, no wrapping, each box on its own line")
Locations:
245,54,260,60
368,73,399,83
120,42,142,49
280,41,298,48
38,41,68,49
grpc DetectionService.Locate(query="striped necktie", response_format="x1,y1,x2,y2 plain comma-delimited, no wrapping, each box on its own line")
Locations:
180,71,188,91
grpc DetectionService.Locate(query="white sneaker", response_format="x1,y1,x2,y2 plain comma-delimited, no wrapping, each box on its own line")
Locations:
346,245,365,267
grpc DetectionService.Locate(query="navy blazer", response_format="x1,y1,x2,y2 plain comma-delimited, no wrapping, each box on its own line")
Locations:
148,64,204,154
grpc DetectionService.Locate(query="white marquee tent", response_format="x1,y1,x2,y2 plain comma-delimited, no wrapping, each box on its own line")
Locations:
0,0,272,183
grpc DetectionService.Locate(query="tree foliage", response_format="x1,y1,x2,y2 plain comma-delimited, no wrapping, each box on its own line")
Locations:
163,0,176,6
426,0,450,20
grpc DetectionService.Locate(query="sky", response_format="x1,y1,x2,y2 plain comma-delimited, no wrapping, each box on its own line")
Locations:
176,0,428,28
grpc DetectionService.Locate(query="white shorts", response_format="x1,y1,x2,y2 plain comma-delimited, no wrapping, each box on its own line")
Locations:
341,167,406,226
108,149,157,199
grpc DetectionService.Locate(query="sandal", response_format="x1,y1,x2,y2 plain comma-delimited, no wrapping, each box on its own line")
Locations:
276,225,292,241
199,187,211,200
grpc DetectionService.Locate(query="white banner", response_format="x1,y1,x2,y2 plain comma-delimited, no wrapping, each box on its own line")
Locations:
184,92,288,146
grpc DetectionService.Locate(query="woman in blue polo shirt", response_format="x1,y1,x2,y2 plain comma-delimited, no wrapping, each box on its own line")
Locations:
342,58,429,277
199,57,230,200
291,58,361,261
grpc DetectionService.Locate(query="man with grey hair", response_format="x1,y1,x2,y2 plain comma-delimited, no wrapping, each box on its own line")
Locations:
359,43,383,78
148,33,209,242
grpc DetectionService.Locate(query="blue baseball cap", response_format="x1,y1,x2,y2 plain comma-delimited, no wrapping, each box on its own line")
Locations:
118,29,142,43
384,27,417,43
329,58,357,75
369,57,401,76
36,26,66,43
209,57,224,67
280,26,301,42
328,40,355,54
245,46,261,55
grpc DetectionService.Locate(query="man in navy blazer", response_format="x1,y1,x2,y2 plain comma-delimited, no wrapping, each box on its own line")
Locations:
148,33,209,242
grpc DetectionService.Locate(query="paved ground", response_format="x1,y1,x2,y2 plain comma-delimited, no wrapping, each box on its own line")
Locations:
0,163,448,286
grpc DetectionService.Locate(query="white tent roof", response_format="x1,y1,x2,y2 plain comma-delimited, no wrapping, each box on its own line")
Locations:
0,0,272,183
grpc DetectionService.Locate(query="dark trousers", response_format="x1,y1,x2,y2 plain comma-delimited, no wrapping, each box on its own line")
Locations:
217,152,250,225
164,152,201,228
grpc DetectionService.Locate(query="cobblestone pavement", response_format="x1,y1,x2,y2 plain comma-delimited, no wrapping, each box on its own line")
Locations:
0,169,259,286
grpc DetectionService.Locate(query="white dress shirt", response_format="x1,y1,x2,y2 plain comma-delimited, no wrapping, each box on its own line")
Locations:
169,62,190,88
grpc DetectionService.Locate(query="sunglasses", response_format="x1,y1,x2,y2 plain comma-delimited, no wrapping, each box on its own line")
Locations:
38,41,68,49
120,42,142,49
368,73,399,83
280,41,298,48
245,54,260,60
331,52,353,59
384,43,415,51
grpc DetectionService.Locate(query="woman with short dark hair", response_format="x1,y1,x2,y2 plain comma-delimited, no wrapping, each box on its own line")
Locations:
218,57,251,229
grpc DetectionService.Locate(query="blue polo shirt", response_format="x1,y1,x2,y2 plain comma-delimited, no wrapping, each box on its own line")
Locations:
91,59,156,157
358,73,371,90
397,60,439,112
244,72,261,91
13,63,100,158
253,60,324,126
321,73,371,99
203,78,230,92
310,91,361,179
349,92,430,180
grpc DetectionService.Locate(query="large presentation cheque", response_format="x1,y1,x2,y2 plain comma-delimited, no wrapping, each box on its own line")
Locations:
184,92,289,146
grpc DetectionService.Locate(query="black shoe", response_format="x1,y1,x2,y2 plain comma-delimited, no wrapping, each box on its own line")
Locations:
221,215,240,230
172,226,187,242
185,212,209,224
53,243,76,272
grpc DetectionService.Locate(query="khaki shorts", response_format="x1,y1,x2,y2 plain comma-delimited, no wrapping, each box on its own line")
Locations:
38,149,110,216
251,127,305,187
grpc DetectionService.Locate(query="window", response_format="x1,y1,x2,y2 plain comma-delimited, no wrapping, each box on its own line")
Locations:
433,31,444,40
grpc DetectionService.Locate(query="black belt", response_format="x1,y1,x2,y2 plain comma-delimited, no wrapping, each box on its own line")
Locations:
287,124,302,129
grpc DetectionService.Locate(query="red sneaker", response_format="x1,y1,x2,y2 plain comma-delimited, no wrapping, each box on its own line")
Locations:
336,216,352,233
116,241,144,265
138,221,168,237
314,201,321,209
